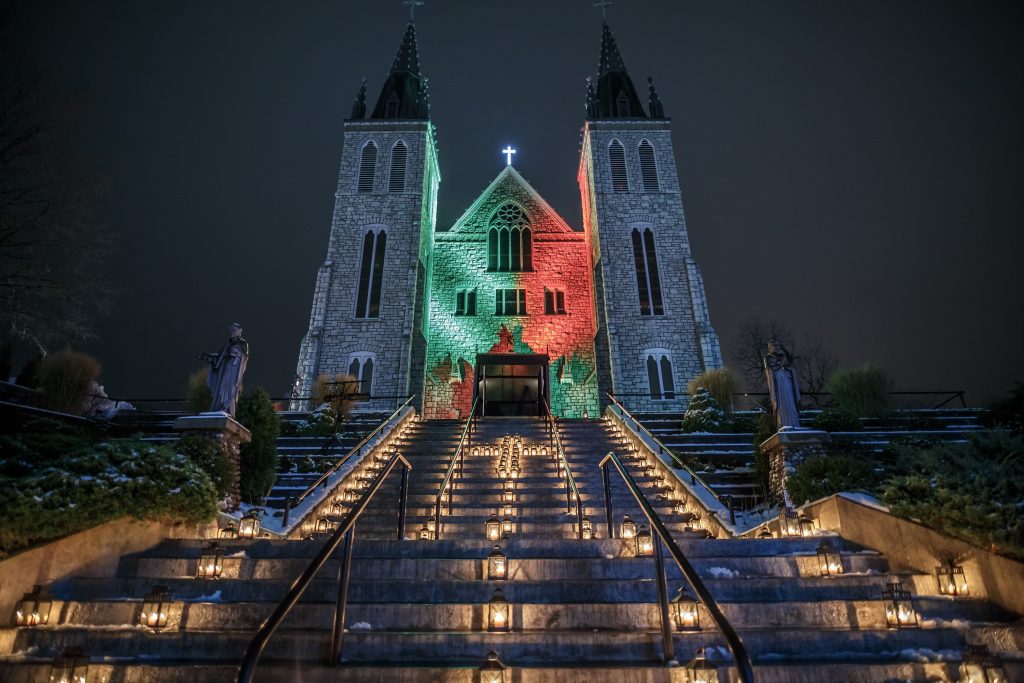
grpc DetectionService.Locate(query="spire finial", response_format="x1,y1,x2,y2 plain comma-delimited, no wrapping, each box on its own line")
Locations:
647,76,664,118
351,78,367,119
402,0,424,21
593,1,612,21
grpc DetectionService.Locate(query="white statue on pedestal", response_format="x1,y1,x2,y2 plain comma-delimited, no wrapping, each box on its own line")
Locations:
764,338,801,430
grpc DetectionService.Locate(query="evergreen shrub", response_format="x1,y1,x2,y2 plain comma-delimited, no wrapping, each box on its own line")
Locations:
985,381,1024,434
751,411,776,504
826,365,891,417
236,387,281,504
811,408,863,432
177,435,235,497
37,349,101,414
681,388,728,433
687,368,738,412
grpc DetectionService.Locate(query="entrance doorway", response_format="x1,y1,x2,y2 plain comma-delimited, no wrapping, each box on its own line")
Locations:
475,353,549,417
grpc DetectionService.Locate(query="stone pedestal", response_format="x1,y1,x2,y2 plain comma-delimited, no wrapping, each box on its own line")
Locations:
760,429,830,503
174,412,252,511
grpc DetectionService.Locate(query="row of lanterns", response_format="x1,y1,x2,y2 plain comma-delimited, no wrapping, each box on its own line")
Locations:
17,584,174,630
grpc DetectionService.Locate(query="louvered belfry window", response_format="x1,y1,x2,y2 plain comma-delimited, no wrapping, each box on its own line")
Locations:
609,140,628,192
357,141,377,193
639,139,659,191
388,141,407,193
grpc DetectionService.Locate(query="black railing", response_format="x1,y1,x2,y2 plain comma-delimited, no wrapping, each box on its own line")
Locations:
540,398,585,538
237,450,412,681
606,393,728,513
599,451,755,681
433,396,479,537
611,390,968,412
282,395,414,527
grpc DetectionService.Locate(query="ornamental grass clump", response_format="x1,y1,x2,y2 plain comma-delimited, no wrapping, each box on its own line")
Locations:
826,365,891,417
37,349,101,414
184,366,212,414
687,368,738,413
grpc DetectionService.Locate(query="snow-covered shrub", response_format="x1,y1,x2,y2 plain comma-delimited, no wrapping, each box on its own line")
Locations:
178,435,235,497
681,388,728,433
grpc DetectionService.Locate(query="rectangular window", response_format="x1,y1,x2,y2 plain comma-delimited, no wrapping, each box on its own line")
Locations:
495,288,526,315
545,289,567,315
455,288,476,316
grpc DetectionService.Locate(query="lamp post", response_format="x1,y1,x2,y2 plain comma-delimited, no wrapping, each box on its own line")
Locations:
487,545,508,580
882,581,919,628
197,542,224,579
14,585,53,627
238,511,261,538
959,644,1008,683
479,650,507,683
816,540,843,576
936,558,969,596
683,647,718,683
488,588,510,632
48,647,89,683
140,585,172,628
671,586,700,631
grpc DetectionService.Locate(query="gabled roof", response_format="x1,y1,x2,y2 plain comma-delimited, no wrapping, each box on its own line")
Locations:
445,166,577,235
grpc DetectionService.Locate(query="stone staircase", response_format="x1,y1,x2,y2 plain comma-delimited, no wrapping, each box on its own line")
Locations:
1,416,1020,682
630,408,990,510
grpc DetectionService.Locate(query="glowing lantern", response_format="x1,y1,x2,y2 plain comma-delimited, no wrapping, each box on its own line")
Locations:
479,650,506,683
581,516,593,540
817,540,843,576
472,446,481,456
882,581,919,628
488,588,510,632
530,446,538,456
140,585,172,628
959,644,1007,683
15,585,52,627
671,586,700,631
344,488,358,502
620,514,637,540
683,647,718,683
936,558,969,596
672,498,687,515
510,463,520,479
487,545,508,580
778,507,801,537
486,513,501,541
502,502,513,517
427,515,437,536
501,515,513,537
48,647,89,683
503,479,515,492
218,523,238,539
757,527,773,539
635,525,654,557
196,542,224,579
798,514,815,536
419,524,430,540
238,511,261,538
315,516,335,534
330,499,347,517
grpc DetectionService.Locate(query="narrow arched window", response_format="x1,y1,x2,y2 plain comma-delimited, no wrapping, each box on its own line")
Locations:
639,139,659,191
631,229,650,315
632,227,664,316
388,141,407,193
609,140,628,192
354,229,387,318
487,228,499,271
521,227,533,271
647,355,662,399
643,229,664,315
360,358,374,395
660,356,675,399
357,141,377,193
510,227,522,272
498,228,510,271
347,352,376,395
348,357,361,378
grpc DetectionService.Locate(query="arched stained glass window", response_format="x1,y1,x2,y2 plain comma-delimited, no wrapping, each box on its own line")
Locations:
487,203,531,272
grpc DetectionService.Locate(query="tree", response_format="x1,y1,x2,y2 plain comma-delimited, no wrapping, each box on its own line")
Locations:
729,317,837,405
0,5,112,350
236,387,281,504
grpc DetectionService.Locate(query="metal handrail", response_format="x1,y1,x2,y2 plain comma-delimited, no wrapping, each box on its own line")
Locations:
610,390,968,410
540,398,585,538
606,393,726,507
237,451,412,681
599,450,755,681
432,396,479,536
282,395,414,526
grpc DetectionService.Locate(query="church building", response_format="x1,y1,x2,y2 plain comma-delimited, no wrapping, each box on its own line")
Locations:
293,20,722,419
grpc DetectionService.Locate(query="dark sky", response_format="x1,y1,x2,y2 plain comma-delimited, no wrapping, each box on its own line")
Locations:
13,0,1024,405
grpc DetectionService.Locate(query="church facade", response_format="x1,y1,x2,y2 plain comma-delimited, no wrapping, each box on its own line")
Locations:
293,21,722,419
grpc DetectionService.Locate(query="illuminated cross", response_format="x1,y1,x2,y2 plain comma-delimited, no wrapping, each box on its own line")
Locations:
502,146,516,166
593,1,612,20
403,0,424,21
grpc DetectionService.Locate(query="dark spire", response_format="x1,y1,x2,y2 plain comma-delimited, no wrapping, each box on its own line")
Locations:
371,22,427,120
647,76,664,118
350,78,367,119
591,22,646,119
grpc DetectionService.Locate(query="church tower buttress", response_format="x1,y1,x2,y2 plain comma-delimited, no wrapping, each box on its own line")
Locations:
579,22,722,410
294,22,439,409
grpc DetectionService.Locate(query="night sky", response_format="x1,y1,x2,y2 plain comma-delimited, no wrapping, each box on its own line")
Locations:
12,0,1024,405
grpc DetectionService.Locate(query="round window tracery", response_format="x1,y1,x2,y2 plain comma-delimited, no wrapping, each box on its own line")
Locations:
490,203,529,230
